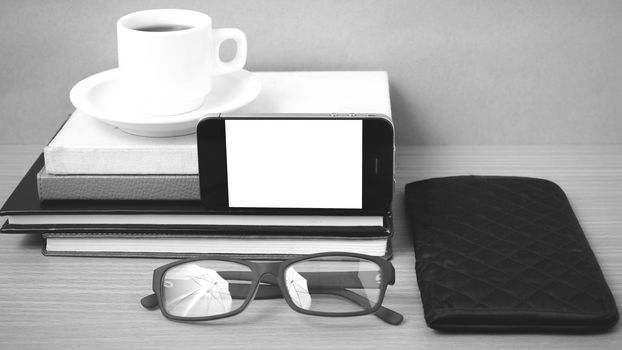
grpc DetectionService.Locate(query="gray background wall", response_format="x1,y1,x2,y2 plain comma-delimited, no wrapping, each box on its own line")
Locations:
1,0,621,145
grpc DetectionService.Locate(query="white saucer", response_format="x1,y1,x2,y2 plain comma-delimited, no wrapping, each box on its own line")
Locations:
69,69,261,137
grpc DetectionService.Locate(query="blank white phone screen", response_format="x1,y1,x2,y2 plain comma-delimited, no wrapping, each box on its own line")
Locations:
225,119,362,209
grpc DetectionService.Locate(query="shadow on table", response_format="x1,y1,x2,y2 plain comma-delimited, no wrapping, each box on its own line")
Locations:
431,323,620,336
19,233,45,248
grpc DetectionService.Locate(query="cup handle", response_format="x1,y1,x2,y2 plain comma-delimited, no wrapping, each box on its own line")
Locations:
212,28,247,75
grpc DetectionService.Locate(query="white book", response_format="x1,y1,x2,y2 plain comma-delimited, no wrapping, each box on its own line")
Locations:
44,234,389,258
45,71,391,175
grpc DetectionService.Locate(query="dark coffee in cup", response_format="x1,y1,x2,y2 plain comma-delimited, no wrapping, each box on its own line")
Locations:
134,24,193,32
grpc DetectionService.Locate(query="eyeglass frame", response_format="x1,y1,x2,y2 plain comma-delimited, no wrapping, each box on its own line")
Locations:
141,252,403,325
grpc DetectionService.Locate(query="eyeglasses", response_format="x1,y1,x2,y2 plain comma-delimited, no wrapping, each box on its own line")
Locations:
141,252,403,325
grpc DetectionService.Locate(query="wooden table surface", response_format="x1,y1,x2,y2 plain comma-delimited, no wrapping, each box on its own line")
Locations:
1,145,621,349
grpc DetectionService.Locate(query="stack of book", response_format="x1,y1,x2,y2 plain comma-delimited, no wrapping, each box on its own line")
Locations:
0,71,395,259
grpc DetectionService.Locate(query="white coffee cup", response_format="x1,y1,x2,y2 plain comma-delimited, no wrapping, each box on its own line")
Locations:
117,9,247,115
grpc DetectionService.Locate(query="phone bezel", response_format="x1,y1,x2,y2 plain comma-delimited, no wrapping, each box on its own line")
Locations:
197,114,394,214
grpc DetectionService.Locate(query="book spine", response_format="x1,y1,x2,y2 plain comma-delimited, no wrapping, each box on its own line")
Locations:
43,146,198,174
37,168,200,200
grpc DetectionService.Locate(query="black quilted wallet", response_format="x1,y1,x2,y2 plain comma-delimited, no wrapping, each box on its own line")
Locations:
405,176,618,332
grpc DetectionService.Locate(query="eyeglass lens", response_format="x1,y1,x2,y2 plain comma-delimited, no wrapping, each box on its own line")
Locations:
284,256,383,313
162,260,253,317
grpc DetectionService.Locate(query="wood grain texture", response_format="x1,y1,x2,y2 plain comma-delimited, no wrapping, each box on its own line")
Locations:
1,145,621,349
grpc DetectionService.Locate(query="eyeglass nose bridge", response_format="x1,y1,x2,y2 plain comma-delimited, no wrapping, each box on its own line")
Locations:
254,261,283,277
246,262,286,301
252,262,284,289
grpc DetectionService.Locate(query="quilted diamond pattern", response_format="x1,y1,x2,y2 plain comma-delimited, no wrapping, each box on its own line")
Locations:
405,176,618,331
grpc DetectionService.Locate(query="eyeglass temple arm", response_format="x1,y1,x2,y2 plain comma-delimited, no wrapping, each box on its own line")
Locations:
238,282,404,325
140,273,284,310
273,271,402,325
216,270,386,288
140,293,159,309
309,287,403,325
140,282,282,310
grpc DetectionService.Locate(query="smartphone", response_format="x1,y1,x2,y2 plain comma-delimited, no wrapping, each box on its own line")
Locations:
197,113,394,214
